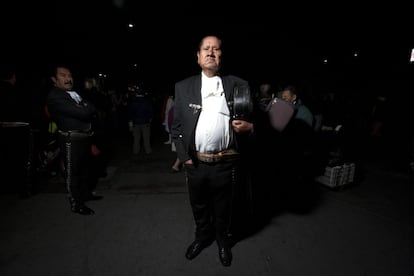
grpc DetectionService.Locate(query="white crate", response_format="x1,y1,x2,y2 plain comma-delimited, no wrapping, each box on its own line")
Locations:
315,163,355,188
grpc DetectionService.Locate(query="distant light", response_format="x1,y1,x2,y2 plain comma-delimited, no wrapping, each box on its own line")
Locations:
410,48,414,63
128,23,134,29
113,0,125,8
323,58,328,64
353,51,358,57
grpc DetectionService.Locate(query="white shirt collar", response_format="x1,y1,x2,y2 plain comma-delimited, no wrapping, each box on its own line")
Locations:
201,72,223,98
67,91,82,104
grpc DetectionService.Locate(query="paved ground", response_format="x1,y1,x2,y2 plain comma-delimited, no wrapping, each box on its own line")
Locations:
1,133,414,276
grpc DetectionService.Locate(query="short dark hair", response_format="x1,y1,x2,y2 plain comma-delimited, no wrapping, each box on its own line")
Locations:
281,85,298,96
48,63,72,78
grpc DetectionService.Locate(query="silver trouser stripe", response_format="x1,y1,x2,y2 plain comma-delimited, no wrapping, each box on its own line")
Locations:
65,140,72,196
227,165,236,234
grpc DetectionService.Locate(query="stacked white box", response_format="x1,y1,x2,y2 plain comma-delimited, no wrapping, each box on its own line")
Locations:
315,163,355,188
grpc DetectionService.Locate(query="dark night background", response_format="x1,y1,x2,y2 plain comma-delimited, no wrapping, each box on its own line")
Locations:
2,4,414,275
2,1,413,94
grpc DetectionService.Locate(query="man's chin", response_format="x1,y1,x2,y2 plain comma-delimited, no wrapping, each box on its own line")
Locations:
204,64,220,71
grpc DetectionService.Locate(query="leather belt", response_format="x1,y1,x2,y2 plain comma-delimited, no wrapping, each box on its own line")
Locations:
196,149,240,163
58,130,94,138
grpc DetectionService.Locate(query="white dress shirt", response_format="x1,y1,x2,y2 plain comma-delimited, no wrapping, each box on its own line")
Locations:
195,73,231,153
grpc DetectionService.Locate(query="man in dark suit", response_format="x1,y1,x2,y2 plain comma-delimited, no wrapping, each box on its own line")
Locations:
171,35,254,267
46,65,101,215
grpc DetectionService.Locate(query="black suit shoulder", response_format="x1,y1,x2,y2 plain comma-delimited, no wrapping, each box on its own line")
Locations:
222,75,248,85
175,75,199,86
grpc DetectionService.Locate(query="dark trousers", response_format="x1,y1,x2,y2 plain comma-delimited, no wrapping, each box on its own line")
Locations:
58,133,92,204
185,160,238,246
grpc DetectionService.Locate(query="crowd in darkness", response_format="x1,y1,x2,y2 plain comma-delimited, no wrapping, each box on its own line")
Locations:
1,61,413,197
0,62,170,196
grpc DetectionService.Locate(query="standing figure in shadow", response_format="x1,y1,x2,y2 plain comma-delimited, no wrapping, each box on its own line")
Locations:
46,65,102,215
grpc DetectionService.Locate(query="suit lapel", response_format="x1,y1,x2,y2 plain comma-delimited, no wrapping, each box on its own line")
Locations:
222,76,235,104
194,75,202,105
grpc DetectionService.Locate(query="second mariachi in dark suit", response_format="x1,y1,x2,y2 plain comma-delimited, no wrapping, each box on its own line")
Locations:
46,66,100,215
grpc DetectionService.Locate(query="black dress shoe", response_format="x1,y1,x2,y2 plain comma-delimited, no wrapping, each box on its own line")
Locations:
185,241,207,260
218,246,232,267
71,204,95,215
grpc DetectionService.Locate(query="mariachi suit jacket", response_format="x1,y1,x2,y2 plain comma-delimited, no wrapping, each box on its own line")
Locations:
171,74,250,164
46,87,96,132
